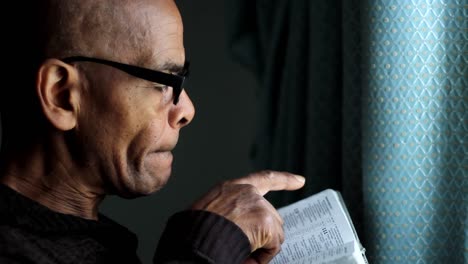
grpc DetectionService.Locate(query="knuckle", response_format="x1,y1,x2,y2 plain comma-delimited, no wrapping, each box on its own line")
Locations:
239,183,259,194
253,170,276,186
258,212,276,227
252,196,269,207
262,170,275,180
220,181,244,193
252,194,265,204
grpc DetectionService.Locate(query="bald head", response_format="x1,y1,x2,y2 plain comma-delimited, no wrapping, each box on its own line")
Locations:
43,0,132,58
42,0,183,64
1,0,184,153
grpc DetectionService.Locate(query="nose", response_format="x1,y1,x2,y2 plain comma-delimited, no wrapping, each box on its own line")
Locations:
169,90,195,129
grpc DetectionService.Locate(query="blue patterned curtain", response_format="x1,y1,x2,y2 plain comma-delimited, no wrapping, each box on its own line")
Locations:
362,0,466,262
227,0,466,263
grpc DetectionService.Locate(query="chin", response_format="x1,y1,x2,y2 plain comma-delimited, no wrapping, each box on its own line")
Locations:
123,169,172,198
141,171,171,195
117,152,173,198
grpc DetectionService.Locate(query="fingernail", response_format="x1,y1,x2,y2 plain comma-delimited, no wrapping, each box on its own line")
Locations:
294,175,306,183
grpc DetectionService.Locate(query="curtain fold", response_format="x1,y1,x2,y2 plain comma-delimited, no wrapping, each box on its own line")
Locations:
227,0,348,205
226,0,364,235
227,0,466,263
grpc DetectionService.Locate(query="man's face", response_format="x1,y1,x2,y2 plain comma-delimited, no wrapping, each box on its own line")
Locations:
75,0,194,197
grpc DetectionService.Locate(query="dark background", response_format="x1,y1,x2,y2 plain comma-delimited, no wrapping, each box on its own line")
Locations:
101,1,257,263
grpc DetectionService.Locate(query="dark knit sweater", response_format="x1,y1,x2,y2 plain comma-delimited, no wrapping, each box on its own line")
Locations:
0,184,251,264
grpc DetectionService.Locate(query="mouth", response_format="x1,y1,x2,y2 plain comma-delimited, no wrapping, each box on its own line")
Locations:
146,144,176,164
151,143,176,154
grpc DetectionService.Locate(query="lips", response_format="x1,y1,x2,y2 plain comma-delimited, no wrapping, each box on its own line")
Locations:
149,150,173,159
151,148,173,154
151,143,176,154
150,149,171,155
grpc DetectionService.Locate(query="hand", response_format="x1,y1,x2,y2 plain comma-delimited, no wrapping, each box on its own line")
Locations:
190,170,306,264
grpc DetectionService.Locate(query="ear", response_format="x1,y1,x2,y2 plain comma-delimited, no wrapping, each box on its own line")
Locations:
36,59,81,131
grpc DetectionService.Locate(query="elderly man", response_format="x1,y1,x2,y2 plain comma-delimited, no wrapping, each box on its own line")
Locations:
0,1,305,263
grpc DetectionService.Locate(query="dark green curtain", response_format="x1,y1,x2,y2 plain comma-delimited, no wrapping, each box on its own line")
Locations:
226,0,466,263
226,0,365,232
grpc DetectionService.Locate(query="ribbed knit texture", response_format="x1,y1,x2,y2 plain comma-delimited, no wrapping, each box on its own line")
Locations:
155,210,251,264
0,184,141,264
0,184,252,264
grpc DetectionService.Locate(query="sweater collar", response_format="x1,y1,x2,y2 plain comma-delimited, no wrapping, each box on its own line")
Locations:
0,183,133,238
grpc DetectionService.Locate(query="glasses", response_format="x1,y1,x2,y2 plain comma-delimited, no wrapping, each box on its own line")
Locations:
62,56,189,105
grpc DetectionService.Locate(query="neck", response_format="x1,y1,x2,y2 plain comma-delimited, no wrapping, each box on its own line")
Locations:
0,141,105,220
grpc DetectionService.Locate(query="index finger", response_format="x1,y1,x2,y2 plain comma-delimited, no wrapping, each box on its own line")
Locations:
232,170,306,196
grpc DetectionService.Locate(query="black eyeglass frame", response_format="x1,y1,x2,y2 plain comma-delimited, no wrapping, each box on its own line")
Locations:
62,56,189,105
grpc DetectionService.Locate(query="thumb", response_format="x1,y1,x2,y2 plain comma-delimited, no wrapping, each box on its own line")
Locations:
232,171,305,196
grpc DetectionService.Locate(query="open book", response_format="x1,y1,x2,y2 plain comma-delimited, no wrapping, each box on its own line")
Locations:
271,189,368,264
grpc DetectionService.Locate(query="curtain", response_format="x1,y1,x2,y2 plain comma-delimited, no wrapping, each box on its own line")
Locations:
226,0,467,263
362,1,466,262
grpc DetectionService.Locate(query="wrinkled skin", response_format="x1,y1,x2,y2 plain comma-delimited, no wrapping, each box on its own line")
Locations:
192,171,305,263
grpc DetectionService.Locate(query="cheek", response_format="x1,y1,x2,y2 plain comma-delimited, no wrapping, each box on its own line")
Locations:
81,76,171,158
132,96,172,148
136,116,169,150
121,101,170,155
78,88,138,157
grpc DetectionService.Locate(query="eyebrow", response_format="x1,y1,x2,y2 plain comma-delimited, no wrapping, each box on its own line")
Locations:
159,61,185,75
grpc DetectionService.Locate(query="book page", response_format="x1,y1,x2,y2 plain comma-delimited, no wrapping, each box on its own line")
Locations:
271,189,367,264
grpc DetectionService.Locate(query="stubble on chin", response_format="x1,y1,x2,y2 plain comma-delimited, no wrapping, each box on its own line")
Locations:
122,152,173,196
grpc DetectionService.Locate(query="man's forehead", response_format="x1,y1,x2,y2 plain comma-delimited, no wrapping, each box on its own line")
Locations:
133,0,184,71
131,0,182,30
141,57,185,74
